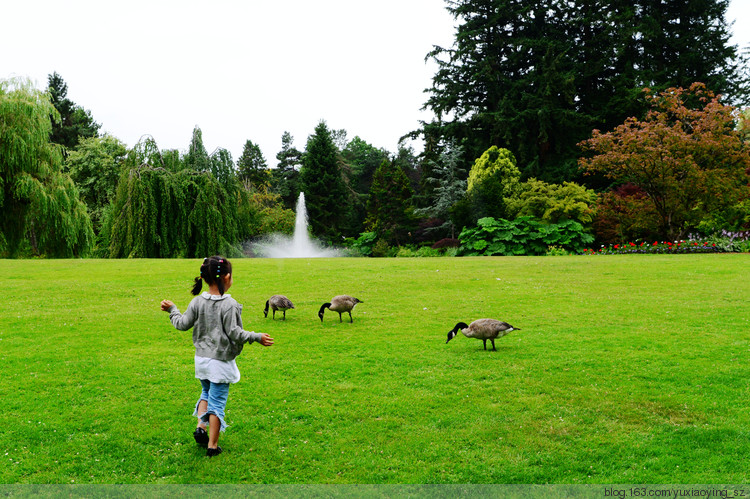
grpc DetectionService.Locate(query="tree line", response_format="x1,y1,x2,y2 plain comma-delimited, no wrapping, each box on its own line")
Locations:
2,0,750,258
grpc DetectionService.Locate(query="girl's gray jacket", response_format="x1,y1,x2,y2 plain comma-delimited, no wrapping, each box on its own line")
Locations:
168,293,263,361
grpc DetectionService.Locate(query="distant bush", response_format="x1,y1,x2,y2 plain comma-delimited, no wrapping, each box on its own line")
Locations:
346,232,378,257
458,216,594,256
372,239,392,257
545,246,571,256
507,178,597,225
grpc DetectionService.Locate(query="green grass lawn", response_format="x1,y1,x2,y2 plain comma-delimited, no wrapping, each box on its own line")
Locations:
1,255,748,484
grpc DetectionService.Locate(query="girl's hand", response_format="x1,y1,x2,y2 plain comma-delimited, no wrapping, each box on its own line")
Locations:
260,333,274,346
160,300,174,311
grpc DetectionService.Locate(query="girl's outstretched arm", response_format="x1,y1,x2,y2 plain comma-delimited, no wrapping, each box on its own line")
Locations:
166,299,198,331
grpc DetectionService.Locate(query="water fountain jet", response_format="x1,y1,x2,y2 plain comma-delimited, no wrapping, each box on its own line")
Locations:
248,192,341,258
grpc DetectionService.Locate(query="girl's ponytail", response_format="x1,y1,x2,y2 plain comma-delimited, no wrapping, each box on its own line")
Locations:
191,276,203,296
191,256,231,296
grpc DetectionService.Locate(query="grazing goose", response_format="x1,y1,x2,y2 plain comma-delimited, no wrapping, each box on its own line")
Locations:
264,295,295,320
318,295,363,323
446,319,520,351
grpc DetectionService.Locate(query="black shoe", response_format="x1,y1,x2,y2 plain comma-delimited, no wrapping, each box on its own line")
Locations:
193,427,208,447
206,446,223,457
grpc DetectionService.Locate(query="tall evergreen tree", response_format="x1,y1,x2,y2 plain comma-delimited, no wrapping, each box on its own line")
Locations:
272,131,302,209
184,126,210,172
423,0,583,182
421,0,748,184
365,159,416,246
341,136,389,195
638,0,741,96
300,121,348,242
237,139,271,188
47,72,100,151
415,139,467,239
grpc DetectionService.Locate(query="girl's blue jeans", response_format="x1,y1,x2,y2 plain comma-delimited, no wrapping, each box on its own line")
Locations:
193,379,229,432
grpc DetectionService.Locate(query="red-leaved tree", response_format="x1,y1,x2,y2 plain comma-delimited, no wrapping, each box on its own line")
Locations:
579,83,750,240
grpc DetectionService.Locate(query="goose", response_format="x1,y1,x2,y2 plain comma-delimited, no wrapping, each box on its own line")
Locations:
445,319,520,351
318,295,363,323
264,295,295,320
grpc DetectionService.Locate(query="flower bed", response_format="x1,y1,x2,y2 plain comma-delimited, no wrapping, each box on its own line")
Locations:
582,231,750,255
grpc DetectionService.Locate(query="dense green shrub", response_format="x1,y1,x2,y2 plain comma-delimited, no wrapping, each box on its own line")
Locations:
346,231,378,257
466,146,521,222
507,178,597,225
458,216,594,256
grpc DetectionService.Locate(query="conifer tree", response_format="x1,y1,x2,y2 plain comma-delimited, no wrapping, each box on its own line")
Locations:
184,126,210,172
237,139,271,189
272,131,302,209
415,140,467,239
365,159,416,246
299,121,348,242
47,72,100,151
421,0,748,183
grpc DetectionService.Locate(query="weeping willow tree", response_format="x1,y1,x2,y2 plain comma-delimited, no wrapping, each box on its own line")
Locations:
104,136,257,258
0,78,93,257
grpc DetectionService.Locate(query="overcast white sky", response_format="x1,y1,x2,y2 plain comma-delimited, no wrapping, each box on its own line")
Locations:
2,0,749,167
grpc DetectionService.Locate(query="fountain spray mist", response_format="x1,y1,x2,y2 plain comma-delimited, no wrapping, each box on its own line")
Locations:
248,192,341,258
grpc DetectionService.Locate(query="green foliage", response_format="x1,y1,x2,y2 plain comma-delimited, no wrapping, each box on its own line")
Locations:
0,77,93,257
243,188,295,236
394,245,444,258
184,126,210,172
506,178,597,225
371,238,392,257
209,147,237,192
106,165,242,258
415,139,467,239
340,136,390,235
341,136,389,195
421,1,585,181
238,139,271,189
346,231,378,257
271,131,302,210
458,216,594,256
300,121,349,242
419,0,748,182
64,134,127,234
105,135,263,258
365,159,416,246
47,72,100,151
466,146,520,222
545,245,570,256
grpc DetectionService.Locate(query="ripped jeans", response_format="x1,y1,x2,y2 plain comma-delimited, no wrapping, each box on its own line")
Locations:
193,379,229,432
